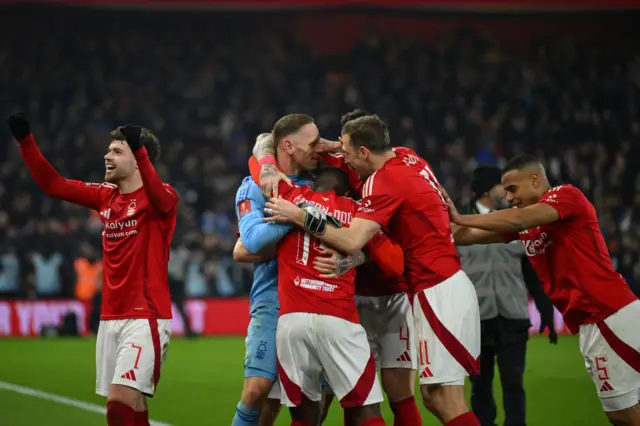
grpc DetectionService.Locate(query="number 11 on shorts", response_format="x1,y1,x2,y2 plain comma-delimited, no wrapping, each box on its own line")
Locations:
399,326,410,351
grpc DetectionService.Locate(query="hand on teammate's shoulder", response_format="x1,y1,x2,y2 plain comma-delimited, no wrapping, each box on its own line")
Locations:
6,111,31,141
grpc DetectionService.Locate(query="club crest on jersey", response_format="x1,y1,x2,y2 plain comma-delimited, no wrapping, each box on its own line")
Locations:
126,200,137,217
256,341,267,360
402,155,419,166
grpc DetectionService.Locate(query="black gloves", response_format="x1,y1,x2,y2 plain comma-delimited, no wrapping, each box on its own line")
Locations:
539,313,558,344
117,124,143,153
300,205,342,235
6,112,31,141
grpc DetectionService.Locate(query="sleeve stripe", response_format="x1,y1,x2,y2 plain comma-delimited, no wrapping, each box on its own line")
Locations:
362,171,377,198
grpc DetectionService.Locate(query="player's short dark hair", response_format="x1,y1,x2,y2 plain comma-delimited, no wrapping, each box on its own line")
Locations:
314,167,350,196
110,127,161,164
341,114,391,154
502,154,542,174
272,114,315,146
340,109,369,126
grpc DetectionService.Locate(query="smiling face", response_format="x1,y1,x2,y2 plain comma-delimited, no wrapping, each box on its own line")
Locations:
502,167,545,208
339,133,375,180
283,122,321,172
104,140,137,183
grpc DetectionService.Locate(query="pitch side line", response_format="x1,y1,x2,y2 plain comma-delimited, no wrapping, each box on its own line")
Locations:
0,380,174,426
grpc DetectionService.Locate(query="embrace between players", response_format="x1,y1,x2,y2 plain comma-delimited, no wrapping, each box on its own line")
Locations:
7,107,640,426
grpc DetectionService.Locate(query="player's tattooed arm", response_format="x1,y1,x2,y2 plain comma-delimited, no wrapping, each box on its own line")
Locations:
313,248,366,278
233,238,276,263
252,133,292,198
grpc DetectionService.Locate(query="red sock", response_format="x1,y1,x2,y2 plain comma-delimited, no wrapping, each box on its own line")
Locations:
106,401,136,426
390,396,422,426
445,411,481,426
291,421,313,426
360,416,386,426
135,410,149,426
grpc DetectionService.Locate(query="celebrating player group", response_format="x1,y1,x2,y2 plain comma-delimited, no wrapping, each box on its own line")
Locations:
234,110,640,426
7,100,640,426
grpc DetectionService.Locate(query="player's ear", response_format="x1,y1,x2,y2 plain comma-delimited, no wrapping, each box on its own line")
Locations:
284,139,295,155
358,146,369,160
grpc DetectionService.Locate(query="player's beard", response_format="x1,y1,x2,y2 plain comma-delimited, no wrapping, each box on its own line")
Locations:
104,169,122,184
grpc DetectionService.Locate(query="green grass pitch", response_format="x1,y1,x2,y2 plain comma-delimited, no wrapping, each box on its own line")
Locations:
0,335,609,425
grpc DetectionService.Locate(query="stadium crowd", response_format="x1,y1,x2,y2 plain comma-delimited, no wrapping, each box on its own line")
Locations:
1,8,639,300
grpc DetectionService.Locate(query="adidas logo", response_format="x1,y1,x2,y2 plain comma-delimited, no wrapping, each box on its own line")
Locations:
120,370,137,381
100,209,111,219
419,366,433,379
396,351,412,363
599,381,614,392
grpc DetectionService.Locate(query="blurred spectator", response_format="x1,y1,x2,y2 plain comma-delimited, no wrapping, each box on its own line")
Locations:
0,8,639,298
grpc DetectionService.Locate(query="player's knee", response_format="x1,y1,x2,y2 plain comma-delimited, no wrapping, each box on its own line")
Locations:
606,403,640,426
345,403,382,425
380,368,415,402
242,377,275,407
108,384,145,411
420,384,468,421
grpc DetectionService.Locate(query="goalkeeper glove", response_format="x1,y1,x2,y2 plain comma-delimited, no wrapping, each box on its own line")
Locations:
6,112,31,141
299,204,342,235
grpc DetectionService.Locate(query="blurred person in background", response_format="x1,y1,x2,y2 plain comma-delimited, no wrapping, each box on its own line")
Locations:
169,239,196,337
28,238,65,298
0,235,21,298
74,240,102,303
458,165,557,426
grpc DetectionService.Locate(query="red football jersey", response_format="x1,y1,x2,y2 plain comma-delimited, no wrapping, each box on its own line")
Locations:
20,136,177,320
276,183,386,323
356,147,461,293
97,183,177,319
503,184,637,334
320,152,408,296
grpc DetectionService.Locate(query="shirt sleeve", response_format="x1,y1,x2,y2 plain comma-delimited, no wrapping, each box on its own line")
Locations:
236,178,292,254
355,172,402,227
135,147,178,216
538,185,584,221
19,135,106,211
365,230,404,278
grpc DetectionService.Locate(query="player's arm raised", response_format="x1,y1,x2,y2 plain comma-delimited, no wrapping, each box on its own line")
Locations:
8,112,104,210
252,133,292,197
119,125,178,215
233,238,276,263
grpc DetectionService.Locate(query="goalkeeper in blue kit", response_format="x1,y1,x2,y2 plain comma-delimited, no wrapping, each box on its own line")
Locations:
231,137,312,426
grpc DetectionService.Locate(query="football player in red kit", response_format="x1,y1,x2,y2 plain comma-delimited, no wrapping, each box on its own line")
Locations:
7,112,177,426
260,115,481,426
449,154,640,426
